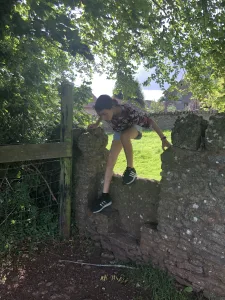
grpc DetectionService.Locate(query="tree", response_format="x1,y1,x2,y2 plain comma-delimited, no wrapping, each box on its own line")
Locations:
87,0,225,110
148,101,164,113
2,0,161,143
80,0,225,110
0,31,93,144
167,104,176,113
133,1,225,110
113,73,145,107
158,96,167,103
0,0,94,144
1,0,225,143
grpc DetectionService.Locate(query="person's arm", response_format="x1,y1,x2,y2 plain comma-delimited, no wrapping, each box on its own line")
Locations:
125,103,171,149
151,119,171,149
88,117,101,129
151,119,165,139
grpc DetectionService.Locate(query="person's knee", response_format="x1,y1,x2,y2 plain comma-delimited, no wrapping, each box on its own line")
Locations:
120,131,131,142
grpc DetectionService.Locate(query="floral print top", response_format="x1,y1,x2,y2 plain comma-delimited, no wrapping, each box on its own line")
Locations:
106,103,152,132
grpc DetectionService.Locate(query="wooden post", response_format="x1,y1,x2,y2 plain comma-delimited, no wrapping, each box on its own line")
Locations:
59,80,73,238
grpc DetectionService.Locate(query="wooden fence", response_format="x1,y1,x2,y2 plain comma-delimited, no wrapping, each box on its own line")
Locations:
0,81,73,238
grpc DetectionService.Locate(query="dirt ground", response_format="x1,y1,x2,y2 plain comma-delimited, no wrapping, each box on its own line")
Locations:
0,238,150,300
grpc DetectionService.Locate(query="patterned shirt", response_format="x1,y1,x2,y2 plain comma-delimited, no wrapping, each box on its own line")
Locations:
106,103,152,132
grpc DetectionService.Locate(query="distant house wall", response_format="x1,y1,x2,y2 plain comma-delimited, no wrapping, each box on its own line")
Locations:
83,94,97,116
163,81,200,111
149,111,214,130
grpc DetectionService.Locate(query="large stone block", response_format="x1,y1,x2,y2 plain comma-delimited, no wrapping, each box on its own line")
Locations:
110,176,160,239
171,114,208,150
77,127,108,155
73,128,108,232
205,114,225,151
108,233,141,261
73,127,86,143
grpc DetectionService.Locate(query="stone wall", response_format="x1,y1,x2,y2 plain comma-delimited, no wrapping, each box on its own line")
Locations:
103,111,214,132
73,113,225,299
150,111,213,130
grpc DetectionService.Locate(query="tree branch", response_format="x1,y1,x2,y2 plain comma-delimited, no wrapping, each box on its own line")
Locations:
0,207,16,227
30,164,58,203
59,259,135,269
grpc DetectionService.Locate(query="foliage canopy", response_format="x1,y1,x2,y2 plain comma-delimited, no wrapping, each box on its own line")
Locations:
1,0,225,144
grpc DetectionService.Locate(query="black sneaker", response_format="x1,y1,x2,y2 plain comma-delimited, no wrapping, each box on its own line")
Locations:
122,167,137,185
92,193,112,213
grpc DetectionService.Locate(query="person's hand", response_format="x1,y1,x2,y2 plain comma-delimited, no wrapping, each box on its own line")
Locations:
162,138,171,150
88,123,98,129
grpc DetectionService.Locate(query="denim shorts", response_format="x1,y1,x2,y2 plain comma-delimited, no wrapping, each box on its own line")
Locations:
113,125,142,141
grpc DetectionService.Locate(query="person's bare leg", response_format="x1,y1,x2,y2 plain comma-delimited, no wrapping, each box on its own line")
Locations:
103,140,123,193
120,127,139,168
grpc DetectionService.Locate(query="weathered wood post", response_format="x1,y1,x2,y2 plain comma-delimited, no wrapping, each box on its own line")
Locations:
60,80,73,238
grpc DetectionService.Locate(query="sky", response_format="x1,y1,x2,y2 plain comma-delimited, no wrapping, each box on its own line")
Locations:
91,66,170,101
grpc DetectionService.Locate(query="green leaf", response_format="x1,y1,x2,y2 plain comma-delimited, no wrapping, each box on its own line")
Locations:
183,286,193,293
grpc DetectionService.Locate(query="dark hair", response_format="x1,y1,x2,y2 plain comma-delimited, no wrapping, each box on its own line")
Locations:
94,95,118,112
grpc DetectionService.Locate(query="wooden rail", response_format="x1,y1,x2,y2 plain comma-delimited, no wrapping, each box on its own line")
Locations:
0,142,71,163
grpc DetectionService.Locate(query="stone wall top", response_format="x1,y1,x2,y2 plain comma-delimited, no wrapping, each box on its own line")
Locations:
171,113,225,151
206,113,225,151
148,110,216,117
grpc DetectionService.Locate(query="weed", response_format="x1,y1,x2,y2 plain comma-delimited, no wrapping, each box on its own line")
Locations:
126,263,205,300
0,162,59,258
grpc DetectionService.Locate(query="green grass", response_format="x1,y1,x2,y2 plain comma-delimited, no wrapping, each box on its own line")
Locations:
107,130,171,181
